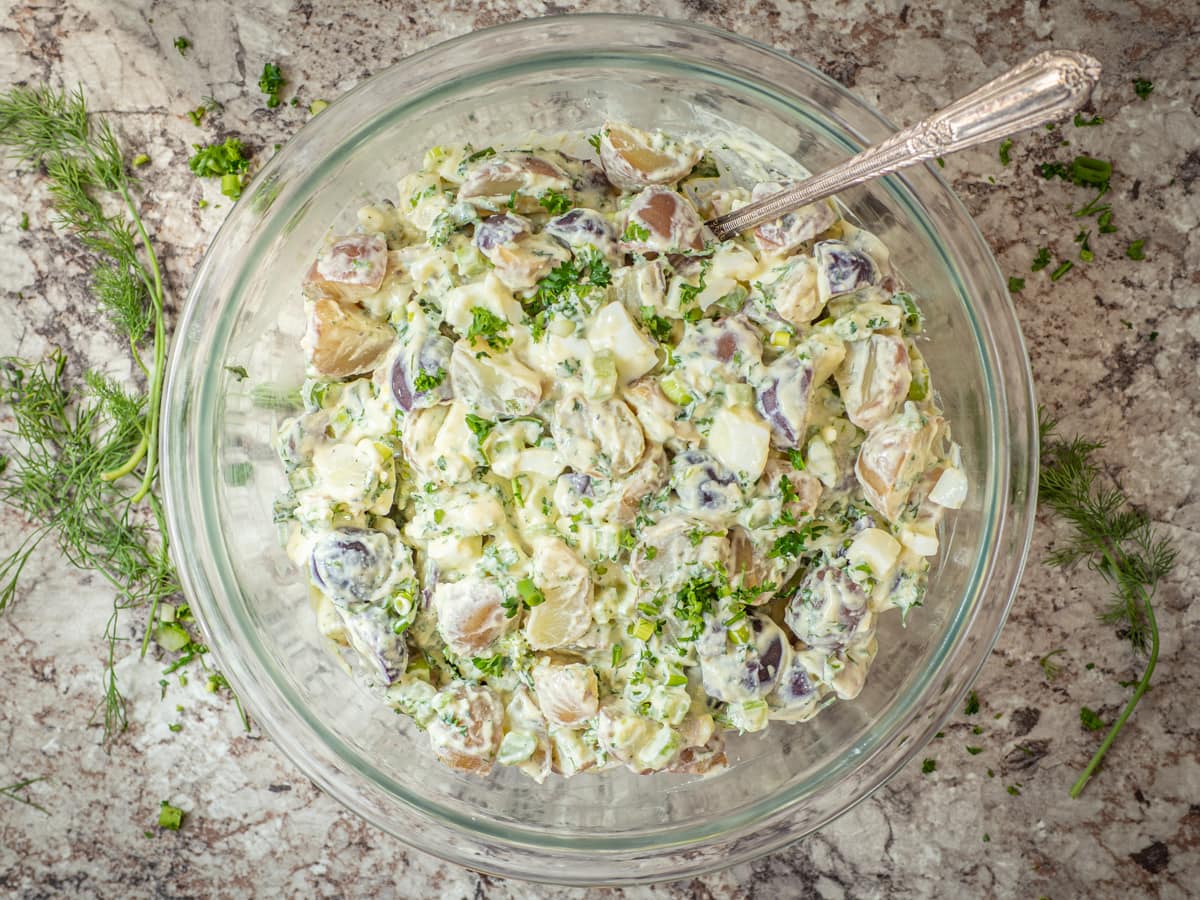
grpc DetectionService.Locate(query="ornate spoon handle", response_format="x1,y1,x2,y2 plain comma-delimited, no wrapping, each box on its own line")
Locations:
706,50,1102,241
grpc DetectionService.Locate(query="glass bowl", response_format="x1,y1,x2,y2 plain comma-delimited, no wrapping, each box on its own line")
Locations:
161,14,1037,885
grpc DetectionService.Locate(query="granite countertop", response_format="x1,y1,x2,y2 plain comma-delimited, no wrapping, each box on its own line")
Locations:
1,1,1197,896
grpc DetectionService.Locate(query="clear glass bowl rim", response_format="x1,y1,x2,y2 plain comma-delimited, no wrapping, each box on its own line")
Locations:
161,13,1039,885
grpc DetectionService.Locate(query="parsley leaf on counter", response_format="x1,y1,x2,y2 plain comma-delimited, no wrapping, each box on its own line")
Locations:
258,62,284,108
921,758,937,774
1126,239,1146,260
188,137,250,198
1008,276,1025,293
1133,78,1154,100
998,138,1013,166
1031,247,1051,272
964,690,980,715
173,36,191,56
158,801,184,831
1079,707,1106,732
1073,112,1103,127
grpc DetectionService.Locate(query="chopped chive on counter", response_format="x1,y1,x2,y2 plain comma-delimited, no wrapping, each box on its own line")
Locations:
1079,706,1106,731
1008,276,1025,293
1133,78,1153,100
966,746,983,755
1050,260,1074,281
1007,785,1021,796
173,36,191,56
964,690,980,715
921,758,937,774
158,801,184,830
1031,247,1051,272
1126,239,1146,260
998,139,1013,166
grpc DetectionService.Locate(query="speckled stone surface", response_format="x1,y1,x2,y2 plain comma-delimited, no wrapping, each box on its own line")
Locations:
1,1,1197,897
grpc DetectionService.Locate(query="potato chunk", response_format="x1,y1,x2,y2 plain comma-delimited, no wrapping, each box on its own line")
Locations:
855,404,943,522
835,332,912,431
459,152,572,213
303,233,389,302
524,539,593,650
532,660,599,728
551,393,646,479
620,186,706,255
597,120,702,191
433,577,509,657
302,297,394,377
427,682,503,774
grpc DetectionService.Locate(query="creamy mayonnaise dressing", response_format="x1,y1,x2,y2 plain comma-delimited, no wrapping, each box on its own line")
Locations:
273,121,966,780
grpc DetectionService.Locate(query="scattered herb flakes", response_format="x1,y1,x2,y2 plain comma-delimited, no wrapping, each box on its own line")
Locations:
1031,247,1052,272
921,758,937,775
1073,112,1104,127
18,212,29,231
258,62,284,108
1079,706,1106,732
158,801,184,830
935,157,946,168
412,368,446,393
309,99,328,116
173,36,191,56
132,153,150,168
1007,785,1021,796
464,414,495,444
622,221,650,242
1126,239,1146,260
966,746,984,755
1075,229,1094,262
1133,78,1154,100
935,731,945,739
998,139,1013,166
1049,260,1073,281
1008,276,1025,293
983,833,991,843
587,132,602,152
964,690,981,715
972,725,984,735
224,365,249,382
987,768,995,778
0,776,48,815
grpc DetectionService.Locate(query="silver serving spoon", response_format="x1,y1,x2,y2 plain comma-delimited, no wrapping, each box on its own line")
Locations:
706,50,1102,241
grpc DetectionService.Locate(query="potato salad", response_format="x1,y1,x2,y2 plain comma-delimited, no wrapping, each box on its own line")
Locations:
274,121,968,781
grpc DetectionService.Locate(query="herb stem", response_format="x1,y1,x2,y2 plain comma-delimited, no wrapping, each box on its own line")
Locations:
1070,585,1152,801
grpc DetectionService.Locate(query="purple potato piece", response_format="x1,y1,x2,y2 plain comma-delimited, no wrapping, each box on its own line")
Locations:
390,333,454,412
771,655,817,708
755,354,815,449
566,473,593,497
311,528,394,607
473,213,530,253
671,449,741,516
339,604,409,684
544,208,619,261
699,614,791,703
815,240,879,300
750,184,837,256
784,565,868,651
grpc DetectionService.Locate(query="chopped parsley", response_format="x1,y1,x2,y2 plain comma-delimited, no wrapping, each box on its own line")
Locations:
538,189,572,215
1073,112,1103,127
966,746,983,755
465,306,512,350
18,212,29,231
767,523,825,560
677,262,710,308
1126,239,1146,260
464,414,495,443
1007,784,1021,796
587,132,602,152
640,307,674,343
964,690,980,715
472,655,505,677
173,36,191,56
622,221,650,242
1133,78,1154,100
258,62,284,108
524,247,611,339
188,137,249,199
786,448,806,470
224,365,249,382
998,139,1013,166
412,367,446,393
1079,706,1105,732
1038,155,1112,190
1031,247,1052,272
921,758,937,774
673,575,720,641
1007,276,1025,293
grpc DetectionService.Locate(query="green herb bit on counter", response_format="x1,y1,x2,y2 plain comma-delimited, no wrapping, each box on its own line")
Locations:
309,99,328,116
1039,410,1177,798
921,758,937,774
1079,706,1105,732
188,137,249,199
18,211,29,230
1133,78,1154,100
1007,276,1025,293
998,139,1013,166
1039,648,1066,680
0,776,48,814
258,62,284,108
1031,247,1051,272
1049,260,1073,281
1073,112,1103,127
158,801,184,830
173,36,191,56
1126,239,1146,260
964,690,981,715
224,365,249,381
132,153,150,167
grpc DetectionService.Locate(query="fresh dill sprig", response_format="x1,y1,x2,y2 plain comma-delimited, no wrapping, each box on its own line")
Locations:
0,85,177,745
0,776,49,815
1038,408,1177,798
0,85,168,503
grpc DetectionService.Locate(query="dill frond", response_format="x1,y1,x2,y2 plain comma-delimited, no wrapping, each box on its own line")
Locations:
1037,407,1177,797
